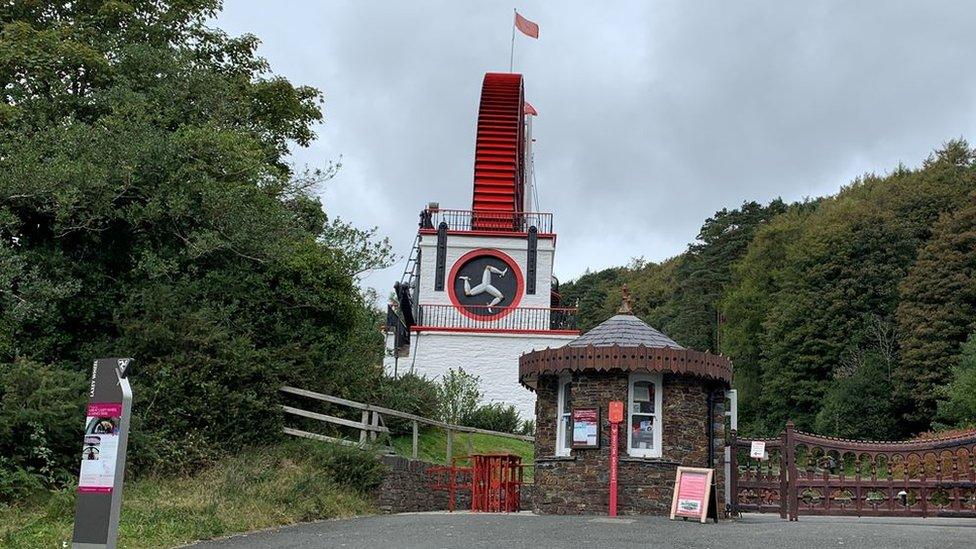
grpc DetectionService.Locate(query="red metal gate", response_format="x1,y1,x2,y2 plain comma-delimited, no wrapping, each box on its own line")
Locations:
470,454,523,512
731,422,976,520
428,453,524,512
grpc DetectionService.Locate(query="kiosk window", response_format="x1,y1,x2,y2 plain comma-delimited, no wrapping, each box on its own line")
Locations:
628,373,662,458
555,374,572,456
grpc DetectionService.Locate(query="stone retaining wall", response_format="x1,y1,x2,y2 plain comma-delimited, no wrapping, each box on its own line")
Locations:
373,455,471,513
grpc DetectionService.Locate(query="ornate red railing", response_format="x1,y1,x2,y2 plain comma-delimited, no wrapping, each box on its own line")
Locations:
731,422,976,520
416,303,579,334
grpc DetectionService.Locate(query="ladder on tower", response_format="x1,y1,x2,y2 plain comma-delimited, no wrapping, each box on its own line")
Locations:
400,233,421,290
394,233,422,328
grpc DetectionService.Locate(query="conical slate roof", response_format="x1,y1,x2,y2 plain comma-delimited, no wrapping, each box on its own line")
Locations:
520,286,731,387
566,313,683,349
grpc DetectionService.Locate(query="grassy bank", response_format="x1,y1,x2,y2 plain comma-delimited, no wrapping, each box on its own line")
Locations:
390,430,534,479
0,440,374,548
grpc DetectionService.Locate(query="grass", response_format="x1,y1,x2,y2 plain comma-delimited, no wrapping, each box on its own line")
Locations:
390,429,535,479
0,440,374,549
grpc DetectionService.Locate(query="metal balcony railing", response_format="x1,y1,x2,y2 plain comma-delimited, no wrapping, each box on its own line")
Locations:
414,303,579,333
419,208,554,234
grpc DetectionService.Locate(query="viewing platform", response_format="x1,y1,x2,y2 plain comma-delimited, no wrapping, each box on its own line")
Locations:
418,208,554,236
387,303,579,336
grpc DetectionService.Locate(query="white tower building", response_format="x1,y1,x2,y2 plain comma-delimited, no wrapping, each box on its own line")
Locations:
385,73,578,419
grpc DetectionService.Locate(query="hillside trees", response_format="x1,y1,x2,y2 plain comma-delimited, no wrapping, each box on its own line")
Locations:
934,333,976,429
726,142,975,435
562,141,976,439
0,0,392,488
895,191,976,431
664,200,787,352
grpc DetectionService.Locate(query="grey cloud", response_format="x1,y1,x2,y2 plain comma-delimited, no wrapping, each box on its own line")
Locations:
218,0,976,298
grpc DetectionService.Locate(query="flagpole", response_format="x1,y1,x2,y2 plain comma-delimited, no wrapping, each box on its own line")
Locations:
509,8,516,73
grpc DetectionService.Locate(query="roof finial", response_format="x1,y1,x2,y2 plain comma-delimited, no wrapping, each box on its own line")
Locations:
618,284,633,315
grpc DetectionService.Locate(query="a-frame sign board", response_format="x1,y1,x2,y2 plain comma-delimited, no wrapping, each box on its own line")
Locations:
669,467,719,524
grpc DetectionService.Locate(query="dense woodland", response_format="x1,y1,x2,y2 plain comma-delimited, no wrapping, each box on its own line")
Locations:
0,1,396,500
561,143,976,440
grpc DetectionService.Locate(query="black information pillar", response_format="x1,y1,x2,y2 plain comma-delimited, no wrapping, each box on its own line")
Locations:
71,358,133,549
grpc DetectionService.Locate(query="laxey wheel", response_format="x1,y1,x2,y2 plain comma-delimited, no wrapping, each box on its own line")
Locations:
471,73,526,230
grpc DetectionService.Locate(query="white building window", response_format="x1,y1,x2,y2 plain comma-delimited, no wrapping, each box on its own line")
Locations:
627,372,662,458
555,374,572,456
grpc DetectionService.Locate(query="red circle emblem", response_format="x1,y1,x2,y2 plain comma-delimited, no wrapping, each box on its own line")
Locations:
447,249,524,321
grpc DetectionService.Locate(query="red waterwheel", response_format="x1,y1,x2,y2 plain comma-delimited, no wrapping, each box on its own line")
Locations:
471,73,526,230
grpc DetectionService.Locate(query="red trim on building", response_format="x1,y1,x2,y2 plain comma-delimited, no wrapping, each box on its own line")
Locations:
419,228,556,240
447,248,525,321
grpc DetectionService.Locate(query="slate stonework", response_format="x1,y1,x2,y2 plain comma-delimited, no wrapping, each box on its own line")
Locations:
531,371,726,516
373,455,470,513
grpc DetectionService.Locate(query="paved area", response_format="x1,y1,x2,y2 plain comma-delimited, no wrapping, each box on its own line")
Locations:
186,512,976,549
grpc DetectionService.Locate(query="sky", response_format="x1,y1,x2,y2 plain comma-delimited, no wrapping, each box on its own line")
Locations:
216,1,976,301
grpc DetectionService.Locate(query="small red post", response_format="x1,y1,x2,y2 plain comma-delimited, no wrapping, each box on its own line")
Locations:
608,401,624,517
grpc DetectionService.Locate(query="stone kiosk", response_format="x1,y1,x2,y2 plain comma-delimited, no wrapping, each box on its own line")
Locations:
518,293,733,515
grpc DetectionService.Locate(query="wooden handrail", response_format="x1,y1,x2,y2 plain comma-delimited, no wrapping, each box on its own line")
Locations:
280,386,534,442
281,405,390,433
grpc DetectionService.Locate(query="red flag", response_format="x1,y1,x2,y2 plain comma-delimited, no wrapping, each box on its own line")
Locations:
523,101,538,116
515,12,539,39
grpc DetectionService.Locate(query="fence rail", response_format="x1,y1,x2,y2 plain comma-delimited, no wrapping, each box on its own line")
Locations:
416,303,579,333
731,422,976,520
419,208,554,234
280,386,533,463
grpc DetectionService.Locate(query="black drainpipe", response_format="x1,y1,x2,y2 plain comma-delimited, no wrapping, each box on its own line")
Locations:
706,389,715,469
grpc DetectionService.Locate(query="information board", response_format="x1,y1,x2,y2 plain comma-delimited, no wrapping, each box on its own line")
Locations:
72,358,133,549
571,408,600,449
669,467,717,523
78,403,123,493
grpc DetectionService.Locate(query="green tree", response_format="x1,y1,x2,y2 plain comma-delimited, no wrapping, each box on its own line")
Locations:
0,0,392,486
935,333,976,428
814,352,897,440
720,206,815,430
558,267,624,331
896,192,976,431
666,200,787,352
736,143,975,434
438,368,481,425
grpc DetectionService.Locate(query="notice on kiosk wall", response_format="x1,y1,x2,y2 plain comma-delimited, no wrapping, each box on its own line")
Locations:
571,408,600,448
77,403,123,493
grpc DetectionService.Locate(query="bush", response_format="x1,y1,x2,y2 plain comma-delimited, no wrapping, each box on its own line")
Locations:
120,297,285,475
438,368,481,425
464,403,521,434
0,359,87,501
302,441,387,493
373,374,441,434
518,419,536,436
0,459,44,503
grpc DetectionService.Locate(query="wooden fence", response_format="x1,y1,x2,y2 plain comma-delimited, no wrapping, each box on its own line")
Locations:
731,422,976,520
279,386,533,463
